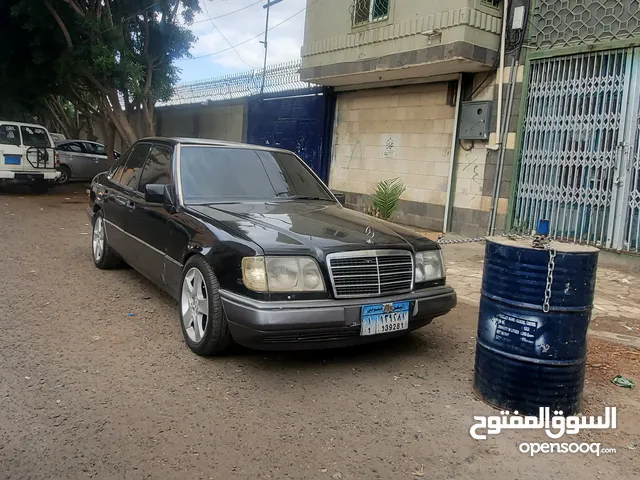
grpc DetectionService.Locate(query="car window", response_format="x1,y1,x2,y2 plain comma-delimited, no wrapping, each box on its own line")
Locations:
138,145,172,193
109,147,133,183
0,125,21,146
180,147,333,203
20,126,50,148
59,142,83,153
118,143,151,190
83,142,106,155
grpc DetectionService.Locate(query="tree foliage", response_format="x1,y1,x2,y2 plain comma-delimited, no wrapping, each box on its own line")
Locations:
0,0,200,153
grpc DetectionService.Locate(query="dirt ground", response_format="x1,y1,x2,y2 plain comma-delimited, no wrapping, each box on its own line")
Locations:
1,184,639,480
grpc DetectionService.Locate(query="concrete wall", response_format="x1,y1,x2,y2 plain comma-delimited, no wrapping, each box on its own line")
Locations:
157,101,245,142
445,64,524,237
329,82,456,230
327,71,522,237
302,0,502,70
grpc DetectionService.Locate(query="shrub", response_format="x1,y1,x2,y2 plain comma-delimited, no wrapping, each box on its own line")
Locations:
370,177,406,220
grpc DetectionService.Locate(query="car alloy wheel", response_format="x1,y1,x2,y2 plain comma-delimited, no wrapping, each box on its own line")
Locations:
181,267,209,343
92,215,105,262
57,168,69,184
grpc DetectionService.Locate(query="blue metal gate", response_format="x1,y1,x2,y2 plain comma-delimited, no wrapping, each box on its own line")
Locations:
247,89,333,182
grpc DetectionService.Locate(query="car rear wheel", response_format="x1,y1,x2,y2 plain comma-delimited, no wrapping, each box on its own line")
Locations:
57,165,71,184
92,211,122,269
179,255,232,356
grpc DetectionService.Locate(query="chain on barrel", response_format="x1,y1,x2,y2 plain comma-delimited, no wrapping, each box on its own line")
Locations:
472,237,599,415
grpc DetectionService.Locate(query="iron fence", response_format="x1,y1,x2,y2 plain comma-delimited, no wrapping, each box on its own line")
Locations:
514,48,640,253
159,60,316,107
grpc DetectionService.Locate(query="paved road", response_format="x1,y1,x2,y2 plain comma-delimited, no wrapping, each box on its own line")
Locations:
0,185,638,479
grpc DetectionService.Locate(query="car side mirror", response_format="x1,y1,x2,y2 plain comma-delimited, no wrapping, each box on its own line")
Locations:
145,184,166,204
333,192,346,206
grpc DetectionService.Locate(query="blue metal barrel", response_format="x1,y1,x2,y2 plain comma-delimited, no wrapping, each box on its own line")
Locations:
473,237,599,415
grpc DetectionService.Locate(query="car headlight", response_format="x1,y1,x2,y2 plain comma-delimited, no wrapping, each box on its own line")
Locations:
414,250,445,283
241,256,325,293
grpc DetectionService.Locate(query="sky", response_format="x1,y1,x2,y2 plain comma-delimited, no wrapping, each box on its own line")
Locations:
174,0,308,84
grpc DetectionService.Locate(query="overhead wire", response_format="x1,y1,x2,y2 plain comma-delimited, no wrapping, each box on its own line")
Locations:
192,0,264,23
190,0,322,60
200,0,257,68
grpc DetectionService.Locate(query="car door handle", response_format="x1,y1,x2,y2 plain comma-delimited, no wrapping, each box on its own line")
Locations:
113,194,127,206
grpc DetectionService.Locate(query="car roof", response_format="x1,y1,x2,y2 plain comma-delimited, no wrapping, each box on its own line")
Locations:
57,139,99,144
139,136,292,154
0,121,50,130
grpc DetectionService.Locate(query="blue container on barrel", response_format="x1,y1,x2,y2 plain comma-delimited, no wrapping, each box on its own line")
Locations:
473,237,599,415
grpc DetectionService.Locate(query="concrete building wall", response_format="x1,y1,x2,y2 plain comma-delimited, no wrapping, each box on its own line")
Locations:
302,0,502,78
157,102,245,142
329,82,456,230
449,64,524,237
198,104,244,141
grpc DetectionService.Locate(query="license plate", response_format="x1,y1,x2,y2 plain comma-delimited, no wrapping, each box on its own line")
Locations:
361,301,410,336
4,155,20,165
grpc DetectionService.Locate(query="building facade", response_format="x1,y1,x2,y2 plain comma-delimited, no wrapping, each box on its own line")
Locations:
301,0,640,253
511,0,640,252
301,0,507,235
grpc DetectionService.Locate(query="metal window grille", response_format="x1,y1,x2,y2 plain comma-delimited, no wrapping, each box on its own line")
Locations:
514,48,640,252
530,0,640,51
479,0,500,8
622,92,640,251
351,0,390,26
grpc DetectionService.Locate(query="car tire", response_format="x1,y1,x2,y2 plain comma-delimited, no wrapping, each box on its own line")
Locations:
92,211,122,269
57,165,71,184
179,255,233,356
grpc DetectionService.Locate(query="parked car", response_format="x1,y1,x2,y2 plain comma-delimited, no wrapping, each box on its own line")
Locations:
88,138,457,356
50,132,66,142
0,121,60,192
55,140,119,184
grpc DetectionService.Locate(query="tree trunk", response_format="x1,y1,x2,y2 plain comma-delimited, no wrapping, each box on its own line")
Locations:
142,98,155,137
105,104,137,148
103,120,117,165
99,88,138,148
85,119,97,142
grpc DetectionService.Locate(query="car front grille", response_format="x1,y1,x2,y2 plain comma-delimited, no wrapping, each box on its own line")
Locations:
326,250,414,299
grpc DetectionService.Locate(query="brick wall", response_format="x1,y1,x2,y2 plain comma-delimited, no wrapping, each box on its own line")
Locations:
329,83,455,230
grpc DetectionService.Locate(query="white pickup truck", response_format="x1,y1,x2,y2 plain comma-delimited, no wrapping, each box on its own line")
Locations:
0,121,60,192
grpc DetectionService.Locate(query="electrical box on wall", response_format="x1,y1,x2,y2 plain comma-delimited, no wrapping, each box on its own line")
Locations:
459,101,493,140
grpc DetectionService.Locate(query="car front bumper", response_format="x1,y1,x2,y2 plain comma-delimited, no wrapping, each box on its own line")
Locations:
221,286,457,350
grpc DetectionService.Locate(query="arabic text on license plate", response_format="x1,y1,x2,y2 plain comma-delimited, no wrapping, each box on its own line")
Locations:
361,301,410,336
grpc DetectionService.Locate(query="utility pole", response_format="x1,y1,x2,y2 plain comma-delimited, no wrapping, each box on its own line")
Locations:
260,0,283,94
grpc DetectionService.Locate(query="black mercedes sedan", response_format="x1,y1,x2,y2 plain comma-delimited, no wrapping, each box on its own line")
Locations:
88,137,457,356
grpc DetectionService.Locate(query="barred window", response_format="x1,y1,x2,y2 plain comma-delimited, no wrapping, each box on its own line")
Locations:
479,0,500,8
352,0,390,26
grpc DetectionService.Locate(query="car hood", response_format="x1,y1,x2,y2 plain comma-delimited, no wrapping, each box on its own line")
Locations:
189,201,438,255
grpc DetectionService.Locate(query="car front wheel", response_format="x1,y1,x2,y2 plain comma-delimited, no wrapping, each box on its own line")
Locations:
179,255,232,356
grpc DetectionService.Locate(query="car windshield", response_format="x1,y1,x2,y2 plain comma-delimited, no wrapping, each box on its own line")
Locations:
180,146,334,204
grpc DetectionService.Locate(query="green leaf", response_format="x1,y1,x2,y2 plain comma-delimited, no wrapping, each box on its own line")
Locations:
370,177,406,220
